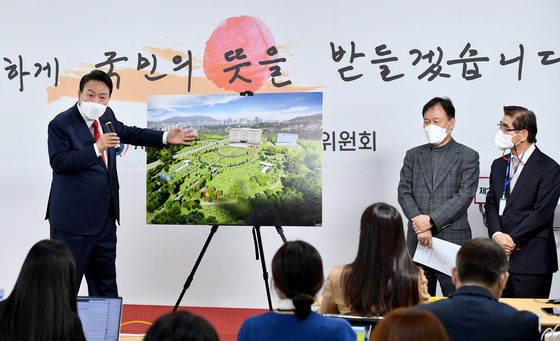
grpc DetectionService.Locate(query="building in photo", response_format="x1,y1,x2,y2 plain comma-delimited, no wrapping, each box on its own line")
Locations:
191,128,205,138
276,133,299,147
230,128,262,144
260,161,273,168
174,160,191,173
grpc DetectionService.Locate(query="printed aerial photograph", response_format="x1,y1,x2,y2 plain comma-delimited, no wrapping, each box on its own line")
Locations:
146,92,323,226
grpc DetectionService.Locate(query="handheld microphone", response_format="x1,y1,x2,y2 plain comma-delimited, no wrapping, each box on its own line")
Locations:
101,113,121,153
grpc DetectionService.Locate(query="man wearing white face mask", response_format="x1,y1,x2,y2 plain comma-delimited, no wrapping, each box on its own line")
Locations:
398,97,479,297
46,70,196,297
485,106,560,298
415,238,540,341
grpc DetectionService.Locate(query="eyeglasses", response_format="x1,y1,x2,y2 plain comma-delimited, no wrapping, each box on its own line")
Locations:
497,123,521,133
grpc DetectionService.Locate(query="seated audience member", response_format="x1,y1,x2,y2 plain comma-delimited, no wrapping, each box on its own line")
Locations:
237,240,356,341
144,311,219,341
0,239,86,341
415,238,540,341
370,307,449,341
320,203,429,316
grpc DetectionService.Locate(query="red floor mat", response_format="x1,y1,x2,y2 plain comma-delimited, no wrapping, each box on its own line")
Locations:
121,305,268,341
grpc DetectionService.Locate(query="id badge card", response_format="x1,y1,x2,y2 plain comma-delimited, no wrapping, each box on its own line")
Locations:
499,197,507,216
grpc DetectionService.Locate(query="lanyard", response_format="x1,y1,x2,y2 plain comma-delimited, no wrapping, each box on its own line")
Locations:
501,151,526,197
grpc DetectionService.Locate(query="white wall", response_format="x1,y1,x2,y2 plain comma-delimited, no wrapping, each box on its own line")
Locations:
1,0,560,308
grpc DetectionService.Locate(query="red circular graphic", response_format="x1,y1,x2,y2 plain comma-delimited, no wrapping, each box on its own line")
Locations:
204,16,276,92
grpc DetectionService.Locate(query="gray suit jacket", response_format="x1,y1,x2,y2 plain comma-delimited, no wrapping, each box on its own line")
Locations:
398,138,479,257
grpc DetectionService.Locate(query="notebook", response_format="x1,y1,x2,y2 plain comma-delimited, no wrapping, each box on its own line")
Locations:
77,296,123,341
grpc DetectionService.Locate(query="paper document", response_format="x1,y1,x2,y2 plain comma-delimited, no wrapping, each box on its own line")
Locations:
412,237,461,276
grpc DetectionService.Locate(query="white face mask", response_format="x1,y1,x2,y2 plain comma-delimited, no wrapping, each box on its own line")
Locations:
80,101,107,120
424,122,450,145
494,130,520,151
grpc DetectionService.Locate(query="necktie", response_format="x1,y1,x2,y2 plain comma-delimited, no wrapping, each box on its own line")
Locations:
509,156,518,193
92,120,106,165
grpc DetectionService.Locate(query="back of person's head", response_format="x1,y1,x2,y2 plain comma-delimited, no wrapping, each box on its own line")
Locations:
343,203,420,316
456,238,509,288
144,311,219,341
503,105,537,143
357,202,407,261
272,240,323,320
370,307,449,341
422,97,455,120
0,239,78,341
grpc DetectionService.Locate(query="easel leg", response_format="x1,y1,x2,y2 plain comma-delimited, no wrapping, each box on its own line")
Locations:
275,226,288,244
252,226,273,311
173,225,219,312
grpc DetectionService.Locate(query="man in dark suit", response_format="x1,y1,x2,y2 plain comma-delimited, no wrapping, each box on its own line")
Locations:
398,97,479,297
485,106,560,298
46,70,194,296
415,238,540,341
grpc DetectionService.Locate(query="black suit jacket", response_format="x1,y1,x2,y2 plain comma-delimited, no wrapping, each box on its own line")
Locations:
416,286,540,341
46,103,164,235
485,146,560,274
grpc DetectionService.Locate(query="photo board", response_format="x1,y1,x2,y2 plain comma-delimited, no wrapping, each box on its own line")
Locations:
146,92,323,226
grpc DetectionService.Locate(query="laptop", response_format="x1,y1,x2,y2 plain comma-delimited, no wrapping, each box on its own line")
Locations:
351,324,372,341
77,296,123,341
323,314,383,341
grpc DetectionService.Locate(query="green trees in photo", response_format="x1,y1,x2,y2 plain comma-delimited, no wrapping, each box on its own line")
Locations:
147,147,160,164
147,190,170,213
264,145,277,155
304,153,320,171
234,178,248,198
148,136,323,226
150,205,220,226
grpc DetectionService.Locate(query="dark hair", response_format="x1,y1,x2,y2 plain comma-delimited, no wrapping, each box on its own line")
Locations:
456,238,509,287
272,240,324,320
370,307,449,341
422,97,455,119
79,69,113,96
0,240,79,341
144,311,219,341
342,203,421,316
503,105,537,143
